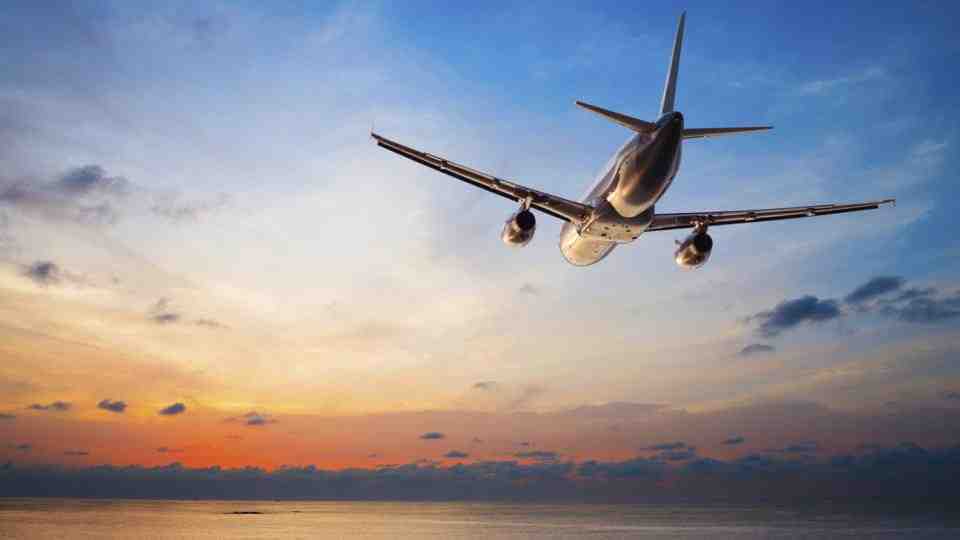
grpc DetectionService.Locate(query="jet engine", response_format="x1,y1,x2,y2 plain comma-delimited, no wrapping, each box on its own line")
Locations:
674,231,713,269
501,209,536,247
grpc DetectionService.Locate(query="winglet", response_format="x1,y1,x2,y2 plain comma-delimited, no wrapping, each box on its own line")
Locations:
660,11,685,116
575,101,656,133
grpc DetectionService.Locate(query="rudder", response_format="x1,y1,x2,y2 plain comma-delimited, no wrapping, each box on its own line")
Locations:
659,12,686,116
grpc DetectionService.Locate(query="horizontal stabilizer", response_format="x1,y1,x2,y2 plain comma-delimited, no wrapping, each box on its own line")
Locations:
575,101,656,133
682,126,772,139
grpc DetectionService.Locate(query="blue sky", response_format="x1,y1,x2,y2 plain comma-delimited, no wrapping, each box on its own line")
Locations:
1,0,959,501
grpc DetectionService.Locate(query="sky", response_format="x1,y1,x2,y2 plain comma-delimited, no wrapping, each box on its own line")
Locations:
1,0,960,502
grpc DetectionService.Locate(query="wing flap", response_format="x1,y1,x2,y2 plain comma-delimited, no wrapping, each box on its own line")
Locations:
648,200,895,232
372,133,593,224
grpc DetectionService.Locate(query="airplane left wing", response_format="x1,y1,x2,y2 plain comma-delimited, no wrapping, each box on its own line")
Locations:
647,199,895,232
372,133,593,223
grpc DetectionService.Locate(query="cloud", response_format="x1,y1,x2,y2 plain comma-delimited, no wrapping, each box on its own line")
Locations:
23,261,62,285
881,290,960,323
0,165,128,225
97,399,127,413
232,411,276,427
27,401,71,412
514,450,559,462
194,318,225,329
419,432,444,440
148,298,181,324
722,436,745,446
150,192,229,223
158,403,186,416
749,295,842,337
148,299,225,327
797,66,886,96
655,449,697,462
784,441,819,454
0,164,226,228
2,444,960,504
11,443,32,452
152,313,180,324
444,450,468,459
63,450,89,456
156,447,184,454
518,283,539,295
844,276,905,304
472,381,498,391
750,277,960,337
509,385,545,410
577,457,666,480
0,413,15,421
643,442,686,451
739,344,775,357
940,391,960,401
767,441,819,454
57,165,129,197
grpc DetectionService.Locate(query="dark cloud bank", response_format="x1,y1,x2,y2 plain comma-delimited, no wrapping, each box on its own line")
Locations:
1,444,958,509
749,275,960,337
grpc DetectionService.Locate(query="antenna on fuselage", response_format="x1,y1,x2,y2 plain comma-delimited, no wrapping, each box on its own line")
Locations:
659,11,686,117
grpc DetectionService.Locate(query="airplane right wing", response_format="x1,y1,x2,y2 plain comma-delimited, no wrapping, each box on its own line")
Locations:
647,199,895,232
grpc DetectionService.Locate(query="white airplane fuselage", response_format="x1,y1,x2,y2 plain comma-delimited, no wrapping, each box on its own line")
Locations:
559,111,684,266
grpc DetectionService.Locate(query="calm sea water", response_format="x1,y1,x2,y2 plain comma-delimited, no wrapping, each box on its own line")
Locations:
0,499,955,539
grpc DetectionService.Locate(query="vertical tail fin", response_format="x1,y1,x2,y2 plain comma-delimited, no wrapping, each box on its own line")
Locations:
659,12,686,116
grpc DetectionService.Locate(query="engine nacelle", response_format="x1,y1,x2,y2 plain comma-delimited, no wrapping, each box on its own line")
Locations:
501,209,536,247
674,231,713,269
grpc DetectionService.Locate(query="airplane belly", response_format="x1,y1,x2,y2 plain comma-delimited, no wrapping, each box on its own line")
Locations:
559,223,617,266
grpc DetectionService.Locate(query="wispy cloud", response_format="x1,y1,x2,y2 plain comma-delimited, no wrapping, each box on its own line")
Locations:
28,401,71,412
797,66,886,96
739,344,775,357
845,276,905,305
226,411,277,427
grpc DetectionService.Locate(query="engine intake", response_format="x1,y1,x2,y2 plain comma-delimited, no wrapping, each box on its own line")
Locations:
674,231,713,269
501,209,536,247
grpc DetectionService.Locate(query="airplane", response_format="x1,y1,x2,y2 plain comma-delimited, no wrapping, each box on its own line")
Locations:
371,12,894,268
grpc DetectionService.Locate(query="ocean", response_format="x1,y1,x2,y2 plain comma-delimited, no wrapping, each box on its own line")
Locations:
0,499,955,539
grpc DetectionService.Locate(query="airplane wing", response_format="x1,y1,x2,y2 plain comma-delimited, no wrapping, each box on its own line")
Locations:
682,126,772,139
647,199,895,232
372,132,592,223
